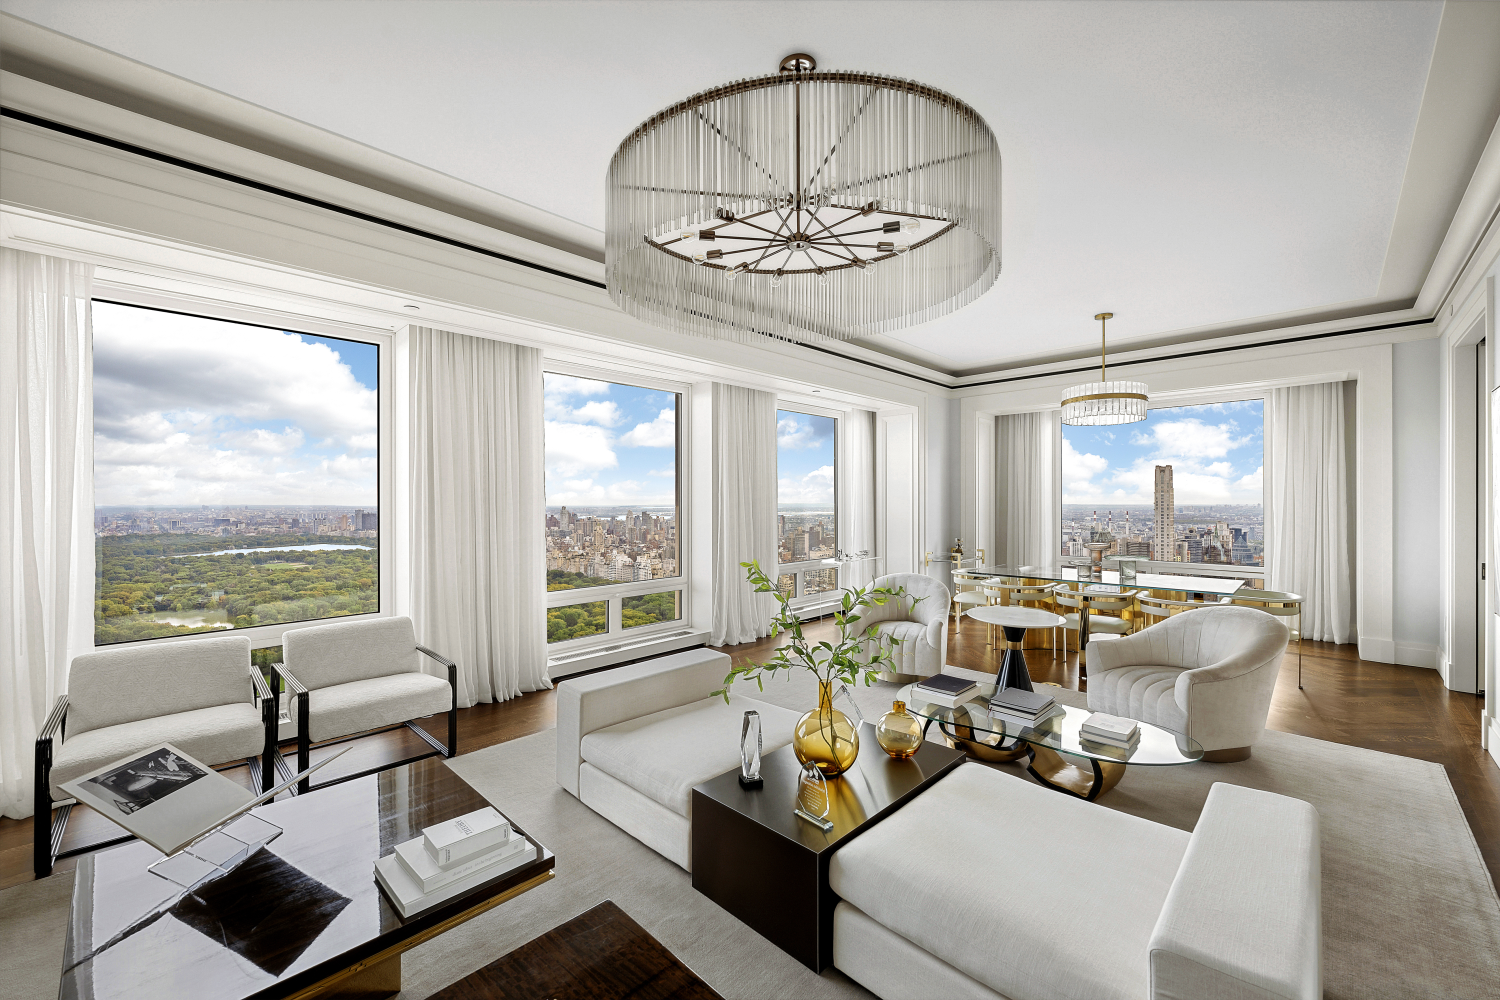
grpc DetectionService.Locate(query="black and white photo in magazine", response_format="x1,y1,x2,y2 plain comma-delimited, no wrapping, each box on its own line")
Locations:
84,748,209,816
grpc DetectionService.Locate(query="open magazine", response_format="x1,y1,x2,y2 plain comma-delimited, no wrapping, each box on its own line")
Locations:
61,742,347,857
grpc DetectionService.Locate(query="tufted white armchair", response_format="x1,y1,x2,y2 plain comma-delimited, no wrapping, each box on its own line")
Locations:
856,573,950,680
1089,605,1289,761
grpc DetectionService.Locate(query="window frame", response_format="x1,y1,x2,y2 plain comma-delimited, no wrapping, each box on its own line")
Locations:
775,401,843,609
542,362,691,654
1057,390,1267,581
86,288,396,651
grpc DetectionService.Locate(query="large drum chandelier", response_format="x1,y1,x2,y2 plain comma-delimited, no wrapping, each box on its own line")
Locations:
606,54,1001,343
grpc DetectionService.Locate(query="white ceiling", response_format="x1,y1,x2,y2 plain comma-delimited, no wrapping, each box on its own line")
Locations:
2,0,1485,374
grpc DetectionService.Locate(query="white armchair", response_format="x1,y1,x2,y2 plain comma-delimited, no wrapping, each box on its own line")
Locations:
858,573,950,680
1089,605,1289,762
33,634,276,877
278,615,457,792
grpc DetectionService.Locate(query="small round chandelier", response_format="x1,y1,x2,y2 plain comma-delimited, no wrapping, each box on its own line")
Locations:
1060,313,1149,425
606,53,1001,343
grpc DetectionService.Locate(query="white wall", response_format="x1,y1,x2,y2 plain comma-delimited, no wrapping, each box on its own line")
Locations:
1392,338,1442,665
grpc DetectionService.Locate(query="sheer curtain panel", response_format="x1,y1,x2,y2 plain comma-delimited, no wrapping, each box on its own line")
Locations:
1267,382,1354,643
710,383,779,645
843,408,877,590
996,410,1062,567
1,249,94,820
410,327,549,705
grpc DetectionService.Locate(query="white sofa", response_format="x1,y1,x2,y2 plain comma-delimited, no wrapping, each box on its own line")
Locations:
1089,605,1289,762
555,647,801,870
830,763,1321,1000
858,572,950,680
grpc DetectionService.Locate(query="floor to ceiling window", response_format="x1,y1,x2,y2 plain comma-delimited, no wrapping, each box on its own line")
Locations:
92,301,381,646
776,407,839,603
1061,399,1265,571
543,373,682,646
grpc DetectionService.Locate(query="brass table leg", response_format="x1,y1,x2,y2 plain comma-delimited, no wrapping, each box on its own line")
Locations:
1026,745,1125,801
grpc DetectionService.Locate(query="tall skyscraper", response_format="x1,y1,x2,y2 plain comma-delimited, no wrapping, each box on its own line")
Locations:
1153,465,1175,562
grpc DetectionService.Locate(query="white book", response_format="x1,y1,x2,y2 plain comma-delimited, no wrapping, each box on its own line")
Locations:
397,828,527,892
375,831,537,918
1080,731,1141,750
914,688,983,709
422,807,510,868
1081,712,1140,740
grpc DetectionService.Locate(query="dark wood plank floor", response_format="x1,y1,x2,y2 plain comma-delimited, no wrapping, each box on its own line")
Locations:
4,618,1496,891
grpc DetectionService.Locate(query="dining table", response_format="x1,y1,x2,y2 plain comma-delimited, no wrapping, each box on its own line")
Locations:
963,563,1249,663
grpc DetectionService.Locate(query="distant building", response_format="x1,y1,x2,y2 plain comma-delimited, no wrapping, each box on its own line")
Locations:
1153,466,1175,562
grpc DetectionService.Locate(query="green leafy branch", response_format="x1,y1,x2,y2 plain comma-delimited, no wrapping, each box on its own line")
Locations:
714,559,920,702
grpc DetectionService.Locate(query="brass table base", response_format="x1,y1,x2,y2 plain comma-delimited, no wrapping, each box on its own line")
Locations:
935,721,1127,801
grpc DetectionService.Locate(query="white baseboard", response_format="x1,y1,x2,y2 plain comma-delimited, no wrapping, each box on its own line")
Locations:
1393,642,1439,670
1358,636,1396,664
1488,716,1499,766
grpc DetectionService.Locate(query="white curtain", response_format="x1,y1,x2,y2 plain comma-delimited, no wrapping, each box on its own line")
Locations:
996,410,1062,567
1267,382,1353,643
843,408,877,590
710,382,779,645
1,249,94,820
410,327,549,706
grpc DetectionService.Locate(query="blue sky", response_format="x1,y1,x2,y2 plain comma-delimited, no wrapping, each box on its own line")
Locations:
1063,399,1263,506
92,302,378,506
777,409,835,506
544,374,677,507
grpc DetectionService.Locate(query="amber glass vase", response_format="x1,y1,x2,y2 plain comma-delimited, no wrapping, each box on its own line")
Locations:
876,700,923,759
793,681,860,776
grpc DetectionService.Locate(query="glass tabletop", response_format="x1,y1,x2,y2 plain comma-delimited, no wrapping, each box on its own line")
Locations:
964,563,1247,597
896,682,1203,766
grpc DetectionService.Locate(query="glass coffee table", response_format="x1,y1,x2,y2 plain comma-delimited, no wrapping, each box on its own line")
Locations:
897,681,1203,800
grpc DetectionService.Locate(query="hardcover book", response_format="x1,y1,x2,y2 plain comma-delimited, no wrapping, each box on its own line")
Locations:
423,807,510,868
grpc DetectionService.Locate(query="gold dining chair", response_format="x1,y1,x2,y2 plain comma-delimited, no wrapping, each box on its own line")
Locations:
1137,593,1231,629
980,581,1062,655
1232,590,1306,688
1053,584,1141,666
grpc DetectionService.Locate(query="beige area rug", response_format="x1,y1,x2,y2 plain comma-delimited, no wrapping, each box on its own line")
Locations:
0,869,75,1000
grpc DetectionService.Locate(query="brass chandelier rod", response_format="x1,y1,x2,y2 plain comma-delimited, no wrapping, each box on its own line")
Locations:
1097,312,1112,380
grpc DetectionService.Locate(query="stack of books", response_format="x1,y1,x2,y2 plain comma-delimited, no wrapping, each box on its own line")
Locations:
988,687,1061,730
374,806,537,918
913,673,980,708
1080,713,1141,751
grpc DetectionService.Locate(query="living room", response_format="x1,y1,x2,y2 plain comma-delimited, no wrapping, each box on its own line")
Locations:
1,2,1498,998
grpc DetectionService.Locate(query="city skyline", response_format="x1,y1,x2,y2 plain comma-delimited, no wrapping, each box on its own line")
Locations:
93,302,379,507
1063,399,1263,506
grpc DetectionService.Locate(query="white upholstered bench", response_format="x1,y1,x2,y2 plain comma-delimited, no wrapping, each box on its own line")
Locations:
555,648,801,870
830,763,1321,1000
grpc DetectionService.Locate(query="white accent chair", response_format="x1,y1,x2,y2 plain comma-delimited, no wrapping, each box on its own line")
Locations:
831,764,1321,1000
857,573,950,681
555,648,801,870
33,635,276,877
278,615,457,792
1089,605,1289,762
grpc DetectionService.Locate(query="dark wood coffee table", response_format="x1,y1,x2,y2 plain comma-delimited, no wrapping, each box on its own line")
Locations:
690,722,964,972
429,899,721,1000
58,757,554,1000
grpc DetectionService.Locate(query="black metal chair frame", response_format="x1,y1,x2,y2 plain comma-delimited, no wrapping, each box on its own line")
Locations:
33,666,279,879
273,643,458,795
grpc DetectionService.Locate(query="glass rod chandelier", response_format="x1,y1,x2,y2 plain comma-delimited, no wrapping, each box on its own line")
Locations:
1060,313,1149,425
606,53,1001,343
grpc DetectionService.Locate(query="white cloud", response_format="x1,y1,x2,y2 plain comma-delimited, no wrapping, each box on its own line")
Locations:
1062,439,1108,486
779,465,834,504
1140,419,1252,459
545,477,676,506
1237,466,1264,491
544,421,618,477
544,375,610,399
777,414,827,450
568,400,623,427
1205,461,1234,477
647,467,676,478
92,304,378,505
619,408,675,447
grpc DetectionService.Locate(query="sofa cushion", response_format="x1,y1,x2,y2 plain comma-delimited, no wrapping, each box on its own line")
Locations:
66,635,252,738
1087,663,1189,733
580,694,800,818
51,703,265,800
293,672,452,743
282,615,422,690
829,763,1190,1000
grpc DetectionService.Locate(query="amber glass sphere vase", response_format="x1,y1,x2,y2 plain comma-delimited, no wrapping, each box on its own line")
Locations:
876,701,923,759
793,681,860,776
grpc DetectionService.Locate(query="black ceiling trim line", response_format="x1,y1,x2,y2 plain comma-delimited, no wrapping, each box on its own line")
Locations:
793,340,950,388
956,316,1435,390
1,106,608,289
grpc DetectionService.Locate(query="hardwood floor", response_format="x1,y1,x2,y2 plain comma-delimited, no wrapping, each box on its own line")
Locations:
3,618,1496,891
